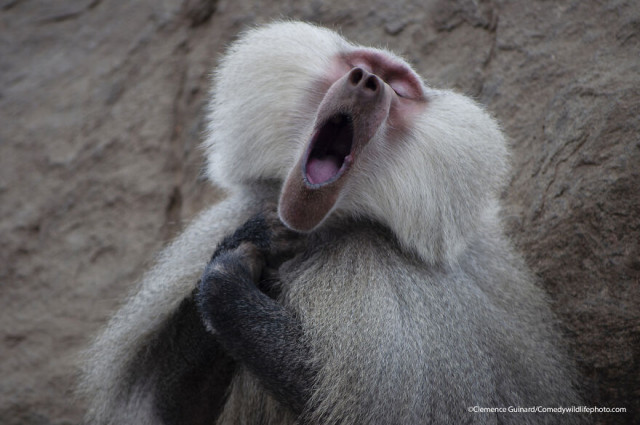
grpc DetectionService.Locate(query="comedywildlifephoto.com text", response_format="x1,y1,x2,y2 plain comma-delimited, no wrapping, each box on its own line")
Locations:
468,405,626,415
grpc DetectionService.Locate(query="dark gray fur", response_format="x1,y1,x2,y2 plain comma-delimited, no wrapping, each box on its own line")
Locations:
209,218,587,424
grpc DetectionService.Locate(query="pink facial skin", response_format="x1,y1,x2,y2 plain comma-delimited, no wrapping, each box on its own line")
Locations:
336,49,427,123
346,49,425,100
278,49,428,232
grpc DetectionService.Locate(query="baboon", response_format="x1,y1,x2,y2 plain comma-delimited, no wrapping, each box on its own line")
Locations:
81,21,586,425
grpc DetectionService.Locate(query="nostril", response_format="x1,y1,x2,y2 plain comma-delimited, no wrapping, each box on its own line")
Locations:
364,76,378,92
349,68,363,85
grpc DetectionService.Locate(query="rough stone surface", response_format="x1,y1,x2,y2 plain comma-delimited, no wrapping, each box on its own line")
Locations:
0,0,638,424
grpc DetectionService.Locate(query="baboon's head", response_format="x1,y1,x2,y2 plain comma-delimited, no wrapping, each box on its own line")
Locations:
205,21,509,264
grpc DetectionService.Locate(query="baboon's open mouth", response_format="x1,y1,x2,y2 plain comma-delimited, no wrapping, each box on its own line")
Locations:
303,113,354,186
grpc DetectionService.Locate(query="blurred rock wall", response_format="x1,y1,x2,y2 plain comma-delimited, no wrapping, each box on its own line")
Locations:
0,0,638,423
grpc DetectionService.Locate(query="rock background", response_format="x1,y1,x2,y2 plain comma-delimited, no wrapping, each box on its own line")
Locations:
0,0,638,424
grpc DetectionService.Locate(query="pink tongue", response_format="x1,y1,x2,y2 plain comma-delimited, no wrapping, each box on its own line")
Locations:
306,156,341,184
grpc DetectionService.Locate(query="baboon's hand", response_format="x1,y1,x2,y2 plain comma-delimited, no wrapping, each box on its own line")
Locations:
199,206,308,304
195,208,314,414
207,206,307,278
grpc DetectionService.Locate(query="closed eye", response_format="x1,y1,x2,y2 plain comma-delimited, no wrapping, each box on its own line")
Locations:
390,81,412,99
